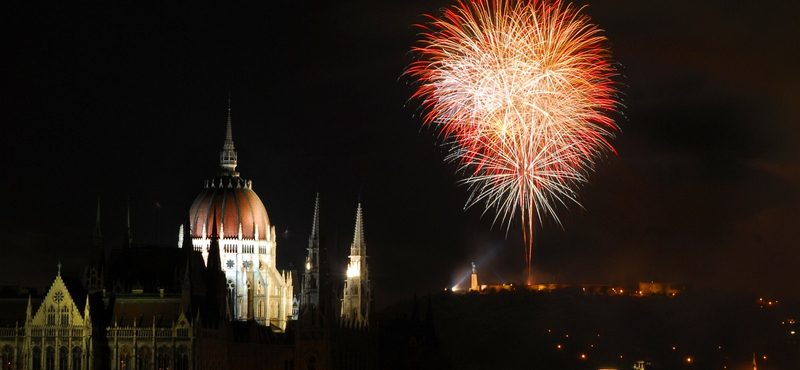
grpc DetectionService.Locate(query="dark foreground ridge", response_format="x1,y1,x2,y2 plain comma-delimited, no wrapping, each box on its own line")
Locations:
379,287,800,370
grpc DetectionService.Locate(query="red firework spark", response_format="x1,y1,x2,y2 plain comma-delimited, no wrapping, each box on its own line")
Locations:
406,0,620,280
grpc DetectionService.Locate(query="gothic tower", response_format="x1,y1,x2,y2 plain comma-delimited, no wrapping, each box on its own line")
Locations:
188,103,293,329
341,203,371,327
297,194,333,370
302,194,323,310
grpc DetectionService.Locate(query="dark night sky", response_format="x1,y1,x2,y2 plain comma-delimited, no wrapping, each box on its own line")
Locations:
1,1,799,309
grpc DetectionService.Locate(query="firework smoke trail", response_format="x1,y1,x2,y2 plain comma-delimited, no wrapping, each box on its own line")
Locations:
406,0,619,280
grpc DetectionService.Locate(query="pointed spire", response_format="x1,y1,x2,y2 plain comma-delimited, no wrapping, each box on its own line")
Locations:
220,96,238,175
225,93,233,149
84,295,91,319
342,201,371,326
182,221,193,250
181,257,192,312
352,203,365,255
301,193,329,315
311,193,320,240
211,208,219,239
125,197,133,248
26,295,32,321
90,196,105,267
208,208,221,272
93,196,102,244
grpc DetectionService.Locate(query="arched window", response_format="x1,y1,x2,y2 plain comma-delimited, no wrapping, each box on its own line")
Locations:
47,306,56,325
138,346,151,370
258,301,263,318
32,347,41,370
119,346,131,370
45,346,55,370
58,347,68,370
2,345,13,370
61,306,70,326
175,346,188,370
72,347,82,370
157,346,170,370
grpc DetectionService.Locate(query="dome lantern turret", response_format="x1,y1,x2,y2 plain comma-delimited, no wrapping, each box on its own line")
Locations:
220,99,238,177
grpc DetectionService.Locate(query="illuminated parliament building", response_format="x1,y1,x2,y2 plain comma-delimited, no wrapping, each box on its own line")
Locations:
0,107,376,370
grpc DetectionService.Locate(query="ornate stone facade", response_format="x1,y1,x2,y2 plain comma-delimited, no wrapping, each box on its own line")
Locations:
0,269,92,370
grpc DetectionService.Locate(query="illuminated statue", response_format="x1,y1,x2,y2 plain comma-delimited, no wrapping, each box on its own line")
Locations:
470,262,479,292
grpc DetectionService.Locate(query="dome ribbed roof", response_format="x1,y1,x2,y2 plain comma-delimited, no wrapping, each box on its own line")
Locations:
189,177,270,240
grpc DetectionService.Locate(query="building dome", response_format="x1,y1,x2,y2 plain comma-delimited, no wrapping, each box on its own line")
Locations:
189,177,270,240
187,103,291,329
188,103,272,241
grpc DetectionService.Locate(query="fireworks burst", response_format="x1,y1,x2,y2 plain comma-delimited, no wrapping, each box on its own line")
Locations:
406,0,620,280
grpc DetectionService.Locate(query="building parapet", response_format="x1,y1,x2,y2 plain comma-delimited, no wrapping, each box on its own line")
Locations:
107,326,190,339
